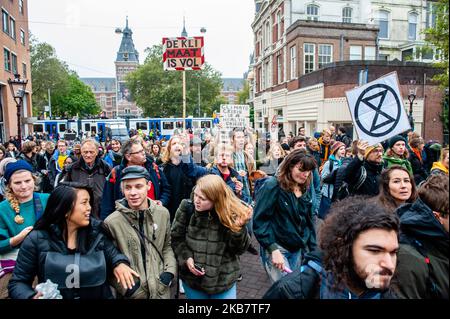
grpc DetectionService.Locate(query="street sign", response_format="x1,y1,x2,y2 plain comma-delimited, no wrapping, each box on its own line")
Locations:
163,37,204,71
345,72,411,145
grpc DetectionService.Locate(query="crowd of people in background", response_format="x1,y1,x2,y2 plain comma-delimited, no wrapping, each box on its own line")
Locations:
0,122,448,300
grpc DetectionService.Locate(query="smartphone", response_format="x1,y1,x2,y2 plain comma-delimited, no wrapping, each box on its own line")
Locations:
283,266,293,274
124,278,140,298
193,263,205,273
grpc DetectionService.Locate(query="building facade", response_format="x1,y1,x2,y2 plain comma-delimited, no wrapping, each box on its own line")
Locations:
81,18,142,118
221,78,245,104
0,0,31,143
250,0,444,142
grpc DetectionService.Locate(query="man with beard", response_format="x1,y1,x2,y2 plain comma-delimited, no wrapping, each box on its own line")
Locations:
263,196,399,299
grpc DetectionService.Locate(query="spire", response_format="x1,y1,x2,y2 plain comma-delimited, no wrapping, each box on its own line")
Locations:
116,17,139,63
181,16,188,37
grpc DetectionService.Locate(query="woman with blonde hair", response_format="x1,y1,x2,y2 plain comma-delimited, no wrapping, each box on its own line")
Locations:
259,143,285,176
0,160,49,298
431,147,449,176
171,174,252,299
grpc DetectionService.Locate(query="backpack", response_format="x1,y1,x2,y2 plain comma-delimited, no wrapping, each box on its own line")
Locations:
333,164,366,201
253,176,270,201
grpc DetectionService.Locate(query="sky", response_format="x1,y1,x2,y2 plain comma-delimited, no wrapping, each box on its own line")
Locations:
28,0,255,79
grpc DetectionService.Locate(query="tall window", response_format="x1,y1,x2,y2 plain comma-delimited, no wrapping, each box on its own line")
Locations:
426,2,437,28
350,46,362,60
22,62,27,78
262,64,266,90
2,10,9,34
318,44,332,69
277,55,282,84
307,5,319,21
408,13,418,40
20,29,25,45
304,43,315,74
377,10,389,39
19,0,24,14
11,53,17,74
364,46,376,60
100,96,107,107
276,11,282,41
10,17,15,39
342,7,352,23
290,46,297,79
4,48,11,72
264,21,271,48
264,61,270,88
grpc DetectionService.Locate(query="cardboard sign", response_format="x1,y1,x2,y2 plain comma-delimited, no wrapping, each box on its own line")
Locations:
163,37,204,71
345,72,411,145
219,104,250,129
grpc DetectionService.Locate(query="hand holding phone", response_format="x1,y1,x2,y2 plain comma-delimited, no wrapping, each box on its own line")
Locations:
194,263,205,274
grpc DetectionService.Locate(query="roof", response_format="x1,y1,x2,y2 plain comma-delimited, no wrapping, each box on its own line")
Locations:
222,78,244,92
80,78,116,92
116,17,139,63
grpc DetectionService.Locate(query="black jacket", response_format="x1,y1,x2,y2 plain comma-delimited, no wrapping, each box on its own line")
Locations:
391,199,449,299
408,152,428,186
344,157,383,197
8,219,129,299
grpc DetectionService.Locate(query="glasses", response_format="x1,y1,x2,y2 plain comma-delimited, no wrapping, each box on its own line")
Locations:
129,149,145,155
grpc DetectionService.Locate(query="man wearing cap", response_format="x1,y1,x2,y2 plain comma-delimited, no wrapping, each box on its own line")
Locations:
343,140,384,197
104,166,176,299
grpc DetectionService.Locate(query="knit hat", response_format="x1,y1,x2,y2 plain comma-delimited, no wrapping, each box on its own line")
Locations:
388,135,407,149
4,160,34,184
364,143,383,159
330,141,345,155
0,158,17,177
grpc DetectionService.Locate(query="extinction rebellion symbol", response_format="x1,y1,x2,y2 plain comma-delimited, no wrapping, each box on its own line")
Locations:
354,83,402,138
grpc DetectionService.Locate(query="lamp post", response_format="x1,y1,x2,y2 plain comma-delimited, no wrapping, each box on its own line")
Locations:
407,79,417,131
8,73,28,150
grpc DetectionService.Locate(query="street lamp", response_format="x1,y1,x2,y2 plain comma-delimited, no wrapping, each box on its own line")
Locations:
8,73,28,149
407,79,417,131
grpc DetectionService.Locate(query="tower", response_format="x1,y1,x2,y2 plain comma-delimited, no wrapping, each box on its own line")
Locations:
115,17,141,117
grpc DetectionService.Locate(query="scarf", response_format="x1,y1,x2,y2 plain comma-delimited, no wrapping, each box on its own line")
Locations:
411,147,422,163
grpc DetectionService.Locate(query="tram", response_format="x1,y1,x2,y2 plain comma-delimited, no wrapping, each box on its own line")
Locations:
32,117,213,139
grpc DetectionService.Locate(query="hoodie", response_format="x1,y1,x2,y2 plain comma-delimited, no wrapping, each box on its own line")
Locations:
392,199,449,299
430,162,448,176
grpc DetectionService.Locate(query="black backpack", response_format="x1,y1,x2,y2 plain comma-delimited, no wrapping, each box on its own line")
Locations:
333,160,366,202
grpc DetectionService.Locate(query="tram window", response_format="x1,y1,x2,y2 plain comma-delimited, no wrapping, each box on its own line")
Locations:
201,121,211,128
84,124,90,132
136,122,148,130
176,121,183,128
52,125,57,134
33,124,44,133
59,124,66,132
91,127,97,134
163,122,174,130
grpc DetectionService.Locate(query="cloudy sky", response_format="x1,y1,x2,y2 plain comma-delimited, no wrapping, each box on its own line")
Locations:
28,0,255,78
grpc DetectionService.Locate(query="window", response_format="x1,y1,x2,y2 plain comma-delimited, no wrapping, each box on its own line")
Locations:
20,29,25,45
290,46,297,79
304,43,315,74
264,61,270,88
264,21,271,48
277,55,282,84
350,46,362,60
100,96,106,107
33,124,44,133
136,122,148,130
19,0,24,14
163,122,174,130
10,17,15,39
364,46,376,60
318,44,332,68
276,11,282,41
377,11,389,39
307,5,319,21
59,124,66,132
342,7,352,23
408,13,418,40
22,62,27,77
2,10,9,34
11,53,17,74
4,48,11,72
379,54,389,61
124,108,131,114
426,2,437,28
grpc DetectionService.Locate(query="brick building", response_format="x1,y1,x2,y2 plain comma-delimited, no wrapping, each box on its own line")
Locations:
0,0,31,143
221,78,244,104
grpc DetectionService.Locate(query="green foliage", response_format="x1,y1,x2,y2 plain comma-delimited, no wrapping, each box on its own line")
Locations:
424,0,449,89
237,81,250,104
126,45,223,118
30,37,100,117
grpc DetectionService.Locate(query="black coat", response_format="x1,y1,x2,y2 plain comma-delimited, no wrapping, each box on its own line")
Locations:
344,156,383,197
408,152,428,186
8,219,129,299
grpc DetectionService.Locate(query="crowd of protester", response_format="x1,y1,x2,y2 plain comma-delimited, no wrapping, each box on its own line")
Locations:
0,123,448,300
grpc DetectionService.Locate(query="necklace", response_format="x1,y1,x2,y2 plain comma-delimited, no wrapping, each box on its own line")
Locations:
14,214,25,225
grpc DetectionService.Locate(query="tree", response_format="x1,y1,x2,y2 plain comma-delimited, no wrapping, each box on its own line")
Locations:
126,45,223,117
237,81,250,104
30,38,100,117
424,0,449,88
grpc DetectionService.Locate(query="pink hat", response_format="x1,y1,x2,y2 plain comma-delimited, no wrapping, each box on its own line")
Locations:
330,141,346,155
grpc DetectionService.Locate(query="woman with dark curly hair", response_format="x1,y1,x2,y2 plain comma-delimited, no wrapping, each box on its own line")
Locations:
263,196,400,299
374,166,418,213
253,149,318,283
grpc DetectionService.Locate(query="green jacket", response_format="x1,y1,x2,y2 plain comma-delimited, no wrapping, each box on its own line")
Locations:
170,199,250,295
104,198,177,299
382,155,413,176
